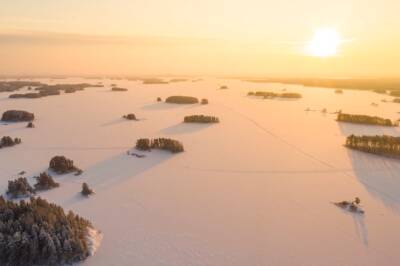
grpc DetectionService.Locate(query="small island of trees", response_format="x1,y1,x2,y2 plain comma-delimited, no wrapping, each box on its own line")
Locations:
337,113,397,126
111,87,128,92
248,91,302,99
49,156,80,174
34,172,60,191
136,138,184,153
0,197,97,265
123,113,137,120
1,110,34,122
165,96,199,104
184,115,219,123
346,135,400,158
389,91,400,97
0,136,21,149
7,177,36,199
81,183,94,196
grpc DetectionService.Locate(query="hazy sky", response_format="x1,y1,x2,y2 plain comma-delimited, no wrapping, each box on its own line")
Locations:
0,0,399,77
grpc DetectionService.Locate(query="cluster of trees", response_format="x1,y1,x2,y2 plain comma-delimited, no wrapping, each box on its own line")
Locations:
335,89,343,94
184,115,219,123
337,113,397,126
1,110,34,122
141,78,169,84
49,156,80,174
346,135,400,157
136,138,184,153
374,88,387,94
7,173,60,198
34,172,60,191
393,98,400,103
201,99,209,105
390,91,400,97
7,177,35,199
123,114,137,120
8,83,103,99
111,87,128,92
0,197,93,265
81,183,94,196
248,91,302,99
0,136,21,149
334,197,364,214
0,81,43,92
165,96,199,104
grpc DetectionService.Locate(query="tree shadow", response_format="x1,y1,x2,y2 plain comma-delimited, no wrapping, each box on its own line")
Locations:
100,118,140,127
0,123,27,134
160,122,214,135
141,102,199,111
81,151,173,190
335,205,369,246
346,149,400,213
339,122,400,214
141,102,183,111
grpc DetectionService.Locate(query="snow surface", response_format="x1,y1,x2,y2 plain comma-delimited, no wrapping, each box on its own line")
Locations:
1,77,400,265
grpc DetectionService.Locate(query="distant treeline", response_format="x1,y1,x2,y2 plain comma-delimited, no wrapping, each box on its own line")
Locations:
184,115,219,123
337,113,397,126
346,135,400,157
9,83,103,99
136,138,184,153
248,91,302,99
243,78,400,92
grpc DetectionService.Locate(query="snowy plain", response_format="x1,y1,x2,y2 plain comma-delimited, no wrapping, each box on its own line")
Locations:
1,77,400,265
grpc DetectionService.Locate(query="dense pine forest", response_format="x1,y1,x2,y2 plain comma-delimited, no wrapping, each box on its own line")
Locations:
165,96,199,104
184,115,219,123
337,113,397,126
136,138,184,153
248,91,302,99
0,197,94,266
346,135,400,157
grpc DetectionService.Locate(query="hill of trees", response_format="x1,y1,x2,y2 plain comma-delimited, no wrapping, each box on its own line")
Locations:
136,138,184,153
346,135,400,157
49,156,80,174
184,115,219,123
337,113,397,126
0,197,94,265
165,96,199,104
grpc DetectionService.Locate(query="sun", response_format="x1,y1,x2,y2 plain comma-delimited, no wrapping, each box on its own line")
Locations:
307,28,341,57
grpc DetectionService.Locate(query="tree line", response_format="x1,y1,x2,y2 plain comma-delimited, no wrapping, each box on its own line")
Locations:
346,135,400,157
184,115,219,123
337,113,397,126
136,138,184,153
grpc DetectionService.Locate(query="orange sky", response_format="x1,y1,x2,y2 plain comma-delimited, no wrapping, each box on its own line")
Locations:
0,0,399,77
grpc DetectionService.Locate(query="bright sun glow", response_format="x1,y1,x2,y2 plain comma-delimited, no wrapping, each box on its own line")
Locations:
307,28,341,57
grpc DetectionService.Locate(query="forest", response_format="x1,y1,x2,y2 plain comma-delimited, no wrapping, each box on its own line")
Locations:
184,115,219,123
248,91,302,99
337,113,397,126
346,135,400,157
0,197,93,265
165,96,199,104
136,138,184,153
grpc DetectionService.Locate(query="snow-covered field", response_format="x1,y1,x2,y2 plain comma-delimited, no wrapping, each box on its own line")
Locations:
1,77,400,265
